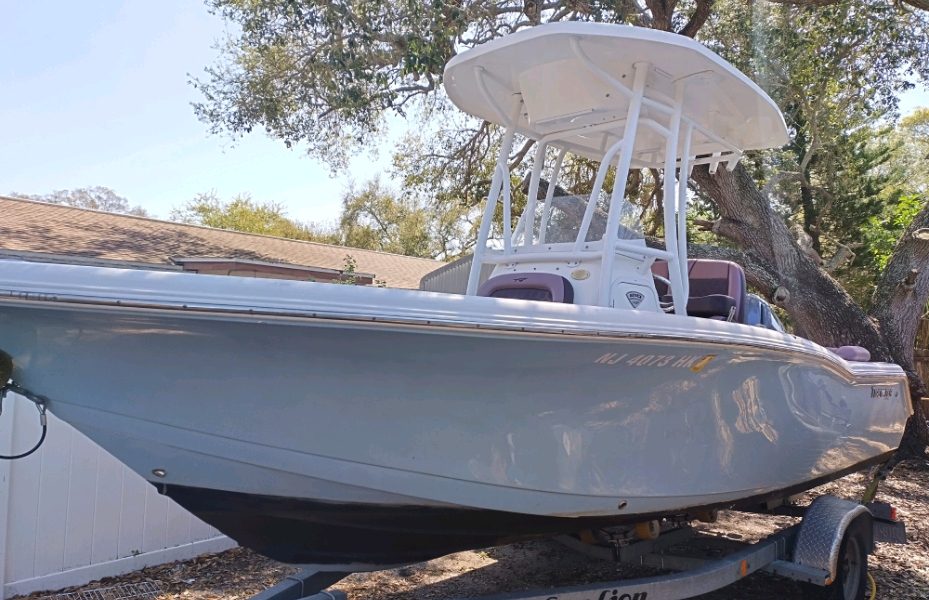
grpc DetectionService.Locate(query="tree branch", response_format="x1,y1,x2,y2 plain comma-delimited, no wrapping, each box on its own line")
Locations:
763,0,929,11
691,244,784,295
643,0,677,30
509,139,535,171
679,0,715,38
869,199,929,462
870,199,929,369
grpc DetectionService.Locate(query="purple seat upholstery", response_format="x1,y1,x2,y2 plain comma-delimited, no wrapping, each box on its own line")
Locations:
477,272,575,304
652,259,747,321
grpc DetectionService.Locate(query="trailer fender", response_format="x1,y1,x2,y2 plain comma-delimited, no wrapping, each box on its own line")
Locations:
792,495,873,583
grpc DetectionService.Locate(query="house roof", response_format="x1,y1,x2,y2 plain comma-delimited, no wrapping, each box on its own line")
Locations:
0,196,442,289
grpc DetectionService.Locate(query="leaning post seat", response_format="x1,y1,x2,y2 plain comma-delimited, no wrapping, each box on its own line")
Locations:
651,259,748,321
828,346,872,362
477,273,575,303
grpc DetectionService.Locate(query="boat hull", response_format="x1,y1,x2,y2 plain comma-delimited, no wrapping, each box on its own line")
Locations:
0,261,912,567
161,453,894,568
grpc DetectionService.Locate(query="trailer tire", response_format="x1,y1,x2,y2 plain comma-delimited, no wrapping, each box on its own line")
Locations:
802,516,870,600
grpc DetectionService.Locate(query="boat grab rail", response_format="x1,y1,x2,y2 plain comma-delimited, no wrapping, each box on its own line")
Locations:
574,137,626,252
615,241,674,261
479,242,672,266
482,249,604,264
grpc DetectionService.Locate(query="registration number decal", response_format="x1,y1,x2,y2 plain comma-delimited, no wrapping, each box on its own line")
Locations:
594,352,716,372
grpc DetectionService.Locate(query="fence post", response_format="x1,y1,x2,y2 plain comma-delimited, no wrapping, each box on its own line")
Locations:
0,396,18,600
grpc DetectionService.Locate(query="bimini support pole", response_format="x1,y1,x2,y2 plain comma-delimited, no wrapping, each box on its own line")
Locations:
520,142,549,248
596,62,648,307
678,123,694,301
538,148,566,245
661,84,687,316
466,93,524,296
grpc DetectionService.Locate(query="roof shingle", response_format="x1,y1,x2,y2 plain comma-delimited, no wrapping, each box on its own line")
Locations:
0,196,442,288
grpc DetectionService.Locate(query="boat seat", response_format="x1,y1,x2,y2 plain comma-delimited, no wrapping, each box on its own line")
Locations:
651,259,747,321
684,294,738,320
829,346,871,362
477,272,575,303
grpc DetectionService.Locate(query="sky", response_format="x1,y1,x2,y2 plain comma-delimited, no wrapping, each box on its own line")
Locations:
0,0,396,225
1,1,927,226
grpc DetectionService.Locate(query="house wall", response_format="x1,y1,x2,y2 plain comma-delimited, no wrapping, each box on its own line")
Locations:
0,392,235,600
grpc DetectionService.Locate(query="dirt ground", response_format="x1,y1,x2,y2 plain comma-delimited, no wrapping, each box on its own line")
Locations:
19,460,929,600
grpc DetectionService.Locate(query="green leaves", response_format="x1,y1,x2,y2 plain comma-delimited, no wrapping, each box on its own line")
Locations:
337,178,472,259
694,0,929,303
170,192,338,242
192,1,649,166
169,185,467,260
193,0,462,167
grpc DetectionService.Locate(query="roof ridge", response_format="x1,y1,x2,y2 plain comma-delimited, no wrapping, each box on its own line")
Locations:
0,195,441,265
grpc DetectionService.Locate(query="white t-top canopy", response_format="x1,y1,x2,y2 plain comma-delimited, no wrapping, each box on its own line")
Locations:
444,22,789,163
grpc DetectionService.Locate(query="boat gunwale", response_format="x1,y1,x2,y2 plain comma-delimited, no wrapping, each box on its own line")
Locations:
0,288,911,394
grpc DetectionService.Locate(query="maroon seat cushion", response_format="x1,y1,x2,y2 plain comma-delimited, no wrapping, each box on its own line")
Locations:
652,259,747,321
685,294,737,319
659,293,737,319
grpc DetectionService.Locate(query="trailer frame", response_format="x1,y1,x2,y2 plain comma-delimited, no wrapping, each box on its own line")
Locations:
249,494,905,600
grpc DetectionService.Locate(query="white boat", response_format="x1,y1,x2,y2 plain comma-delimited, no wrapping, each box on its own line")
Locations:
0,23,912,570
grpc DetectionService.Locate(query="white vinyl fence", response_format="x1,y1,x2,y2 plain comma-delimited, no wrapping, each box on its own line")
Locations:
0,392,235,599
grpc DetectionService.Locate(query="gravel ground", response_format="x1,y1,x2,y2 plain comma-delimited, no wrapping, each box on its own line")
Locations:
18,460,929,600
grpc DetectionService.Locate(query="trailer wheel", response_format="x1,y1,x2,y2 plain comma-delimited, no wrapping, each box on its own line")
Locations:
803,516,870,600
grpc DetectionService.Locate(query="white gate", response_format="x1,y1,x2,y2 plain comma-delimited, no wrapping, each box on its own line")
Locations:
0,392,235,599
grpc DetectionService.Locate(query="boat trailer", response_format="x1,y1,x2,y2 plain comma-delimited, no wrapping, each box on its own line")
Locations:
249,495,905,600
